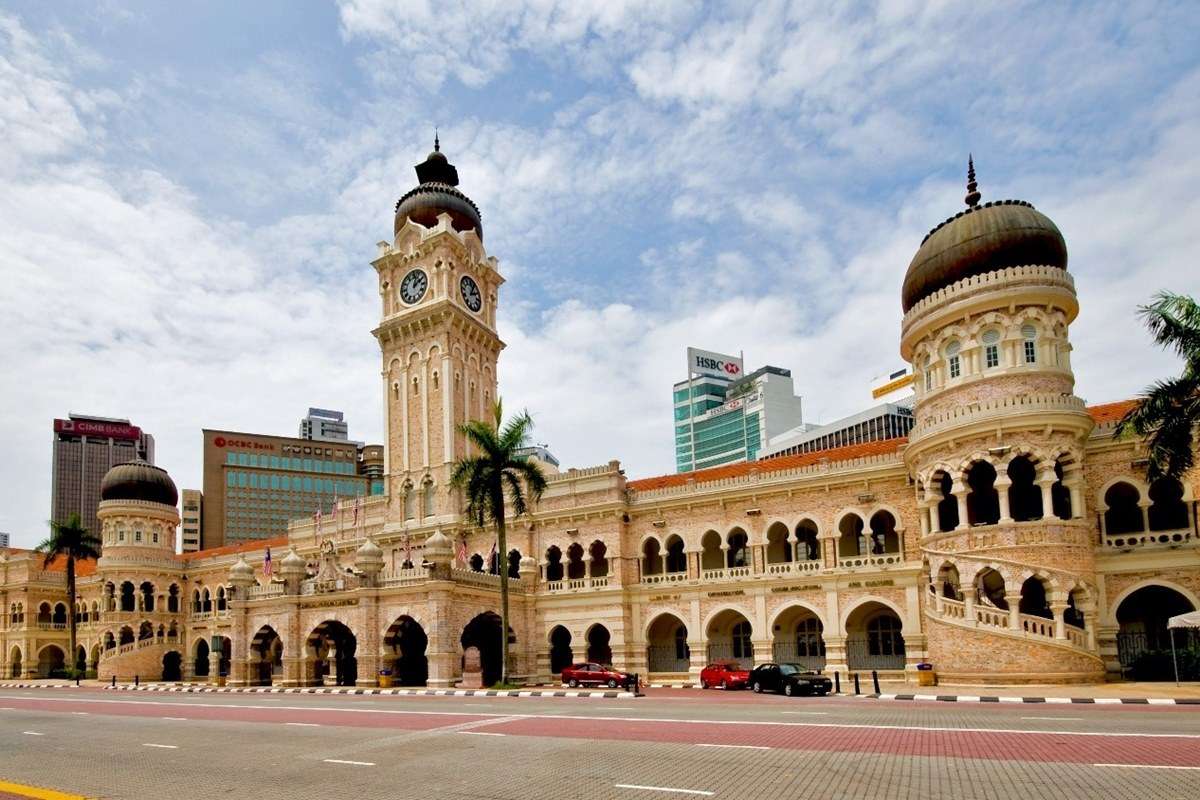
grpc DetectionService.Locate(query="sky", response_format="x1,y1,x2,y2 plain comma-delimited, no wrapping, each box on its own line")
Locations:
2,1,1199,548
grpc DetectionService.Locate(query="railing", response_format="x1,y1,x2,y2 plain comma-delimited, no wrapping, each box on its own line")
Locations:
974,606,1008,629
837,552,904,569
546,580,563,592
246,584,286,600
642,572,688,584
117,643,135,655
933,595,1092,650
450,568,524,591
567,578,587,590
940,596,966,620
379,569,426,588
190,611,213,621
37,621,67,630
700,566,752,582
766,560,822,575
1020,614,1054,638
1102,528,1193,551
546,576,611,593
1065,625,1087,648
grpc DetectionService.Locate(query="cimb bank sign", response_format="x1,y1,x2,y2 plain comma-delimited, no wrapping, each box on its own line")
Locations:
687,347,743,379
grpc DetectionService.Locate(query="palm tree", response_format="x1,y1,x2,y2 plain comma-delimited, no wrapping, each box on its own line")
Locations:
36,513,102,677
1116,291,1200,480
450,401,547,686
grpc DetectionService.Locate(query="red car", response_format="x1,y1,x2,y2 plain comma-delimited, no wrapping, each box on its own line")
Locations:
562,662,632,689
700,661,751,690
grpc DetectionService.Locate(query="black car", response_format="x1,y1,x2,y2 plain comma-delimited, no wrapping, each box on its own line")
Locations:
748,663,833,697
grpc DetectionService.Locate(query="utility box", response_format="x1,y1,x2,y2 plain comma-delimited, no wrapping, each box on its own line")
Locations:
916,662,936,687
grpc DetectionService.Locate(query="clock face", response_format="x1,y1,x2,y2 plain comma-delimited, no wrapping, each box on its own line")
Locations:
399,269,428,304
459,275,482,312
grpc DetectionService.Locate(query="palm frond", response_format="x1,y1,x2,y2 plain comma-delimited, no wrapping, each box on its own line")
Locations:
508,457,548,504
1140,292,1200,362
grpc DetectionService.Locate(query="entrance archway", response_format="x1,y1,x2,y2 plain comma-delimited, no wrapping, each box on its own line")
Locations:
646,614,689,673
705,609,753,669
461,612,511,687
383,616,428,686
586,624,612,664
74,645,87,673
250,625,283,686
308,621,357,686
845,601,905,670
161,651,183,682
9,646,22,678
549,626,573,674
1116,584,1197,679
771,606,826,669
37,645,66,678
193,639,210,677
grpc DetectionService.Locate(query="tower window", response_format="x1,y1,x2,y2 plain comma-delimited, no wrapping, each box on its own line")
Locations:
1021,324,1038,364
922,356,932,391
982,330,1001,369
946,341,961,380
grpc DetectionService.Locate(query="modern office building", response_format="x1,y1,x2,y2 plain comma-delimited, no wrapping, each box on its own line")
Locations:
761,401,914,458
674,359,805,472
51,414,155,541
299,408,352,442
0,532,9,549
200,429,371,550
180,489,202,553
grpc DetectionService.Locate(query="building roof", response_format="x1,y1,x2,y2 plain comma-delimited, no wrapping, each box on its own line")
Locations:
1087,399,1138,425
100,460,178,507
177,535,289,563
1,548,98,577
629,437,908,492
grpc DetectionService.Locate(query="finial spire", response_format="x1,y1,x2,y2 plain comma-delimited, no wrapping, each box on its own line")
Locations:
434,128,440,152
964,154,981,207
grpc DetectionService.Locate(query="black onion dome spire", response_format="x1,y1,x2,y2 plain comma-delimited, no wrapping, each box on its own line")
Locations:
100,460,179,507
900,157,1068,312
394,134,482,239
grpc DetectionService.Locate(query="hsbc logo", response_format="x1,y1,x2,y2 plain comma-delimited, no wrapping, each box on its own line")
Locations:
694,357,740,375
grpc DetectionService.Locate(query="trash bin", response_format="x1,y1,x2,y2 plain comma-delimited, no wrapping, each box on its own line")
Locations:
378,669,394,689
216,674,227,688
916,662,936,687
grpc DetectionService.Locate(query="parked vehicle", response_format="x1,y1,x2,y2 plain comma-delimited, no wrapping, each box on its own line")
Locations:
561,662,633,689
700,661,750,690
748,663,833,697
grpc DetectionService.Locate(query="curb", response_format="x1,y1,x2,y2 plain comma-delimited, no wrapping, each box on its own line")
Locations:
99,684,637,699
867,692,1200,705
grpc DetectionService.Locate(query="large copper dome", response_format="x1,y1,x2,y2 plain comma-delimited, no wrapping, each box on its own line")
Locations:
394,140,482,239
901,162,1067,312
100,460,178,507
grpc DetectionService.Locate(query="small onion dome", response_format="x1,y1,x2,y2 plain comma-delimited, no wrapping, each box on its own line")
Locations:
229,555,255,586
423,529,453,562
100,460,178,507
279,548,307,575
901,159,1067,313
394,138,482,240
355,537,384,575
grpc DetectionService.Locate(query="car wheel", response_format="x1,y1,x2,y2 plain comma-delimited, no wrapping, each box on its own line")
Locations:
608,679,618,689
700,680,708,690
752,682,763,693
720,680,728,690
568,678,579,688
784,683,795,697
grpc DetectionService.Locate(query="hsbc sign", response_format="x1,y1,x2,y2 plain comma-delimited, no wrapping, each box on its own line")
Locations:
687,347,743,379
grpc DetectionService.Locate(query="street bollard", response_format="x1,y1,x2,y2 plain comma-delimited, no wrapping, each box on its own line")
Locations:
853,672,861,695
834,672,841,694
76,675,80,687
872,670,881,695
111,675,116,688
134,674,139,687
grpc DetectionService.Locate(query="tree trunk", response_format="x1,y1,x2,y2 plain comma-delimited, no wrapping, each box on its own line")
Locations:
67,556,77,676
497,513,509,686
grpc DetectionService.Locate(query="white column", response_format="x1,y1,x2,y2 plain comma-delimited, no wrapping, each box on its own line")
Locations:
994,477,1013,523
951,482,970,531
400,366,410,473
420,358,430,469
442,353,453,465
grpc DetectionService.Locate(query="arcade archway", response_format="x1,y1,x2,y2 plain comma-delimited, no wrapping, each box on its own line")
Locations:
549,626,573,674
308,621,357,687
250,625,283,686
461,612,512,687
383,616,428,686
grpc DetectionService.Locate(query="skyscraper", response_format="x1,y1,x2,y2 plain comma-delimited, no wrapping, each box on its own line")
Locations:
51,414,155,541
299,408,351,442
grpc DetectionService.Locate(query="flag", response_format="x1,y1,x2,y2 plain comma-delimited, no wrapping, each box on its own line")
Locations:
403,533,412,567
314,505,322,531
455,534,468,567
332,494,340,522
352,496,360,527
263,547,272,578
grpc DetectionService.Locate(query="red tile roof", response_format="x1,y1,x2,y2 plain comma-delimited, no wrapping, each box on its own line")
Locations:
627,437,907,492
2,548,99,577
178,535,289,562
1087,399,1137,425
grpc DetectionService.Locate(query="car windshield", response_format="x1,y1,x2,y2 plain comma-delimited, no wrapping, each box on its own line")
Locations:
778,664,801,675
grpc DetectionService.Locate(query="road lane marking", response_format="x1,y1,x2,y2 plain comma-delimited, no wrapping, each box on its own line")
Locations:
323,759,375,766
1023,716,1083,721
615,784,714,796
5,695,1198,740
0,779,90,800
70,711,89,715
697,743,770,750
22,731,44,735
1094,763,1200,770
142,743,178,749
459,730,505,736
162,717,188,721
285,722,320,727
601,706,637,710
782,711,827,715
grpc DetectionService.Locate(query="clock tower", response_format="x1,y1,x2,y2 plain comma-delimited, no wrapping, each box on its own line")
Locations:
371,138,503,530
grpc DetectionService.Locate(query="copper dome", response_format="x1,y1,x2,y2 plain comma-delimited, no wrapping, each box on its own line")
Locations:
901,161,1068,312
100,460,178,507
394,139,482,240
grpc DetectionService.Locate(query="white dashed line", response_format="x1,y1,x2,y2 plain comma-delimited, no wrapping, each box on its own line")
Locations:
696,743,771,750
615,784,714,796
162,717,188,721
1094,763,1200,770
323,759,375,766
459,731,505,736
22,731,44,736
71,711,89,715
781,711,828,715
1022,716,1083,721
285,722,320,727
142,743,178,749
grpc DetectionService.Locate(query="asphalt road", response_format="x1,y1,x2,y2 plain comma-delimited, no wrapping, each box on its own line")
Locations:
2,687,1199,799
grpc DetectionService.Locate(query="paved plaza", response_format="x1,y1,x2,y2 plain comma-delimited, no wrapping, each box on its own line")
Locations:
2,685,1200,799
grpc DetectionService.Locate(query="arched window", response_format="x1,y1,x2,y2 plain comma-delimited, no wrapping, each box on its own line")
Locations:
664,536,687,573
589,541,608,578
922,356,933,392
507,549,522,579
934,471,958,532
965,461,1000,525
838,514,867,558
422,479,435,517
731,621,752,660
566,543,586,580
403,483,415,521
1007,456,1042,522
544,546,563,582
945,341,962,380
1104,482,1143,535
726,529,749,568
216,587,227,612
1051,461,1072,519
795,617,825,658
795,520,820,561
1021,324,1038,364
1148,478,1189,531
867,615,905,657
641,539,663,576
981,329,1001,369
868,511,899,554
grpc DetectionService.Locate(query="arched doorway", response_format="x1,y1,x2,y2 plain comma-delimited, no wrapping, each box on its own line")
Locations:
1018,576,1051,619
706,609,753,669
308,621,357,686
771,606,826,669
161,651,183,682
9,646,22,678
74,645,87,673
1116,585,1197,680
645,614,689,673
37,645,66,678
250,626,283,686
461,612,510,687
193,639,210,677
845,601,906,670
384,616,428,686
549,626,573,674
586,624,612,664
119,626,134,646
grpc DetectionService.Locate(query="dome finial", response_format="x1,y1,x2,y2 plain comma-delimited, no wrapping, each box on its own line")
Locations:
434,127,440,153
964,154,981,208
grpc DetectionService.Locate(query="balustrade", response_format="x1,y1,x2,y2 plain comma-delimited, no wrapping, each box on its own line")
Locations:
837,552,904,569
1102,528,1193,551
642,572,687,585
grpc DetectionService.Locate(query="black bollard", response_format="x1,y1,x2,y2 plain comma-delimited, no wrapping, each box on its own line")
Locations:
872,670,881,695
111,674,116,688
134,674,139,687
834,672,841,694
853,672,861,695
75,674,80,687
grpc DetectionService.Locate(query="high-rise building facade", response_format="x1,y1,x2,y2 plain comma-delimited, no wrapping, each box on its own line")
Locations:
0,532,9,549
299,408,352,442
673,361,805,472
51,414,155,541
180,489,202,552
200,429,373,550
